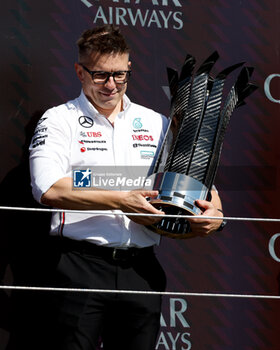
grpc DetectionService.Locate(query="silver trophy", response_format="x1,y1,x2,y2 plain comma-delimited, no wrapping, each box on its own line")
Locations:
146,52,257,238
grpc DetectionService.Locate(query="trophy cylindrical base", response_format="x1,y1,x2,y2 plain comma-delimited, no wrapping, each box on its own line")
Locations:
145,172,208,238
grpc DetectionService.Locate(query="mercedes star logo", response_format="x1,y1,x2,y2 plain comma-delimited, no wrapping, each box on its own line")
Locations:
79,116,94,128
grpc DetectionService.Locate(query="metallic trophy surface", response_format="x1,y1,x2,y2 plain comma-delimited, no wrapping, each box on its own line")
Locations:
146,51,257,238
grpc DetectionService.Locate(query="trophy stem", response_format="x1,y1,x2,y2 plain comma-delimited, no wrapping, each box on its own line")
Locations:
145,172,208,238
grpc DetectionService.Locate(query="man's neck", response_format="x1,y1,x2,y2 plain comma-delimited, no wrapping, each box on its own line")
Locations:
96,100,123,125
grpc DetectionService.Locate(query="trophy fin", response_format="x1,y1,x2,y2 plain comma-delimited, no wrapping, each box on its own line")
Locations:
246,66,255,77
163,56,197,173
167,67,178,98
187,78,225,182
165,52,220,175
205,66,257,189
187,62,246,183
235,66,251,91
179,54,196,83
165,73,209,174
236,83,258,107
196,51,219,76
216,62,245,79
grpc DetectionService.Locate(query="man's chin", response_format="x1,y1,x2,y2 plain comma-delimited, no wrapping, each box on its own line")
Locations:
101,100,118,109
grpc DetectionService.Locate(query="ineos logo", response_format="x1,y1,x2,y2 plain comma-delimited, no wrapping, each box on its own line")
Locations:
79,116,94,128
268,233,280,262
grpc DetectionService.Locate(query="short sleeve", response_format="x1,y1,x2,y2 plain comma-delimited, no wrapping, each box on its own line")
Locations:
29,107,72,203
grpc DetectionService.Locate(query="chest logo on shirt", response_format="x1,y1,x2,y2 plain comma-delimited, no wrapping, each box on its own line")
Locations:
79,116,94,128
133,118,142,129
132,134,154,141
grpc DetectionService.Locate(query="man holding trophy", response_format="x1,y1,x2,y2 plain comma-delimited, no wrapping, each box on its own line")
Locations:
29,24,234,350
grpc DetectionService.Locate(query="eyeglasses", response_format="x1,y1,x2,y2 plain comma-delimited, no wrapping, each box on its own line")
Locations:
81,64,131,85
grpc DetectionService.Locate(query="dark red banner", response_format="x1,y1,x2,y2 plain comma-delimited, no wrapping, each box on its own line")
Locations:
0,1,280,349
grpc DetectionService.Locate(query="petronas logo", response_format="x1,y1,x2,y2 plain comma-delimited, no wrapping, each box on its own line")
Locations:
133,118,142,129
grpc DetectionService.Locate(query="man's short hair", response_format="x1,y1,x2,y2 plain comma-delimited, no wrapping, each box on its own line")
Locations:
77,25,130,63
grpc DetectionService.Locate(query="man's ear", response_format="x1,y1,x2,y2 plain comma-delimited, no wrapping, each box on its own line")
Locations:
74,63,84,83
128,61,132,69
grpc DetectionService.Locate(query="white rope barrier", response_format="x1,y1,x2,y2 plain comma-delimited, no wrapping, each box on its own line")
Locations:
0,285,280,300
1,205,279,300
0,205,280,223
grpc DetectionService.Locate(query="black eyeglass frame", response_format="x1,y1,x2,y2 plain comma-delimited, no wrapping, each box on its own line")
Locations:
80,64,131,85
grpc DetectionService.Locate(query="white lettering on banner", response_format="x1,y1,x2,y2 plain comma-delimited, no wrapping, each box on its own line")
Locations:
158,298,191,349
128,8,149,26
82,0,182,6
170,298,190,328
81,0,184,30
113,0,182,6
156,332,192,350
181,333,192,349
264,74,280,104
93,6,183,29
269,233,280,262
81,0,93,7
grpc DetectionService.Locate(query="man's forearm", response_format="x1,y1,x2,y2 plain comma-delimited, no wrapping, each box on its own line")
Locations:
41,177,127,210
41,177,164,225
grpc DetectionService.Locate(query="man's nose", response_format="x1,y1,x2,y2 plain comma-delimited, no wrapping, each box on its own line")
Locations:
104,76,116,88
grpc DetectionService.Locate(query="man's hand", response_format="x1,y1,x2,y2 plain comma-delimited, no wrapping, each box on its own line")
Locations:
41,178,164,225
188,194,224,237
119,190,165,225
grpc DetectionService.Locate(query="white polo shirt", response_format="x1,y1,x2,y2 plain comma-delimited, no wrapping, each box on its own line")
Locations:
29,91,168,248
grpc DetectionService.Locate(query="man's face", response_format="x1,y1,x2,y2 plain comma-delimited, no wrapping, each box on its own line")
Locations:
75,52,131,116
